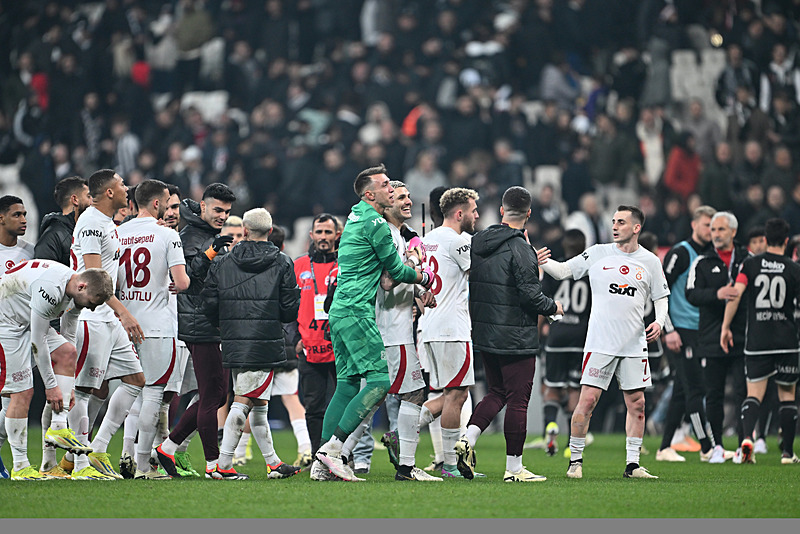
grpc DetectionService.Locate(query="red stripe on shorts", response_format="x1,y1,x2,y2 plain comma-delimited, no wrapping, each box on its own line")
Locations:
244,370,274,398
389,345,407,394
445,342,471,389
581,352,592,377
154,339,177,386
75,322,90,378
0,342,7,392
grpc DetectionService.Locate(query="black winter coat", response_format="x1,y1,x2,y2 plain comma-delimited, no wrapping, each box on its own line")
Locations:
201,240,300,369
34,211,76,266
469,224,558,356
178,198,221,343
685,244,749,357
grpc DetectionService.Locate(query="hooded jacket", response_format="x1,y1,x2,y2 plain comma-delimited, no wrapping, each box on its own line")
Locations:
202,240,300,369
34,211,77,266
469,224,558,356
178,198,222,343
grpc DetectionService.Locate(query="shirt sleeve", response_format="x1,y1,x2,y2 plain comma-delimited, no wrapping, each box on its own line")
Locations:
75,222,104,256
366,215,417,284
29,280,63,320
451,234,472,272
165,229,186,268
649,256,671,300
566,245,596,279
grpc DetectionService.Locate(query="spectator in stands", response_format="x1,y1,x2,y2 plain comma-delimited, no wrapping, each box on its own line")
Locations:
663,131,701,202
589,113,640,211
759,42,800,113
564,192,608,248
761,145,795,198
784,182,800,236
636,107,668,190
683,99,722,165
699,142,736,212
766,91,800,160
539,51,581,111
746,184,786,233
403,149,449,213
716,43,760,113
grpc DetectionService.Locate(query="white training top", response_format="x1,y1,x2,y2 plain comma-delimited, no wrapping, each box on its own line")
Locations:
0,239,35,278
116,217,185,337
71,206,121,322
0,260,74,333
419,226,472,343
376,223,415,346
566,243,670,357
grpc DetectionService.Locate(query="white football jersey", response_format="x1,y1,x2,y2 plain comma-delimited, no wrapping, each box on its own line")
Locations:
419,226,471,342
71,206,121,321
566,243,670,357
116,217,185,337
376,223,414,346
0,260,74,333
0,239,34,278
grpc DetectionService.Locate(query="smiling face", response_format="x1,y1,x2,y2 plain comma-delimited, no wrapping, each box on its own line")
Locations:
221,224,244,246
201,198,232,229
385,186,412,223
163,194,181,229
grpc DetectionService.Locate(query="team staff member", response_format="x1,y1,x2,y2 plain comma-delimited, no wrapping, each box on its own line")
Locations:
35,176,93,267
294,214,341,456
313,164,432,482
156,183,237,478
457,186,562,482
685,211,748,460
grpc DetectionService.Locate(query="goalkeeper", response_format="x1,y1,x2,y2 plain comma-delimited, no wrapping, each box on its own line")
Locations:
312,164,433,482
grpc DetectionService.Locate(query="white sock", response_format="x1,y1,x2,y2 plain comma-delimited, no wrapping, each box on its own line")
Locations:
626,436,643,465
235,431,250,458
465,424,482,448
206,459,217,471
70,389,92,471
506,454,523,473
441,427,461,467
51,375,74,428
398,401,421,467
419,404,435,427
291,418,311,454
342,405,378,460
41,402,57,470
250,404,281,466
177,430,197,453
430,416,444,463
159,437,180,456
219,402,250,470
460,390,473,431
91,382,142,453
136,385,165,471
157,401,171,446
6,417,30,471
123,394,143,457
87,393,106,432
570,436,586,461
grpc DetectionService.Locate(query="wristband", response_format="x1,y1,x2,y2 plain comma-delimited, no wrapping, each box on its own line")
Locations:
205,247,218,261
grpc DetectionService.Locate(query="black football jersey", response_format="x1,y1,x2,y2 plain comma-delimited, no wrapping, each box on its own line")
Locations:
543,268,591,351
737,252,800,355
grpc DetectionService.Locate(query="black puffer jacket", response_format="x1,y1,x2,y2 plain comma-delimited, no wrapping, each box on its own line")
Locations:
201,240,300,369
685,244,749,357
469,224,558,356
34,211,76,266
178,198,220,343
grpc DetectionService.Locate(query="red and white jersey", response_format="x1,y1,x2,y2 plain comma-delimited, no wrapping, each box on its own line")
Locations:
419,226,471,342
0,260,74,332
116,217,184,337
71,206,121,322
566,243,670,357
0,239,34,279
376,223,415,346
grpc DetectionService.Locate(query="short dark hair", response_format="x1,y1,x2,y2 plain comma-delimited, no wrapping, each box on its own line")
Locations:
268,225,287,250
202,183,236,203
562,229,586,258
127,184,138,210
354,163,387,197
167,184,181,199
88,169,118,198
429,186,448,227
312,213,340,232
501,186,531,220
764,218,790,246
747,226,765,241
617,205,645,226
135,179,169,208
639,231,658,253
53,176,88,209
0,195,23,214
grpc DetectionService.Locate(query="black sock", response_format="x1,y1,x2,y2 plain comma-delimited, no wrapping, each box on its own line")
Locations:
625,462,639,473
740,397,761,442
779,401,798,457
398,464,413,477
543,402,560,430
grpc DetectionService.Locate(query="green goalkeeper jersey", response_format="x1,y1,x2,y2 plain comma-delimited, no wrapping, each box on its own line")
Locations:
329,200,418,318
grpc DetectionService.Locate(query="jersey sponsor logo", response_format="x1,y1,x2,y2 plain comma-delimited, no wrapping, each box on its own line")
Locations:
38,287,57,306
172,241,182,249
88,367,105,379
456,244,470,255
586,367,611,380
81,229,103,238
422,244,439,252
119,234,155,246
619,265,629,275
299,271,313,280
12,368,32,383
372,218,386,226
609,283,637,297
760,259,786,273
347,212,360,222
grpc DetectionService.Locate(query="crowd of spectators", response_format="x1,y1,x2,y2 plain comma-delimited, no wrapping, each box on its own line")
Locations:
1,0,800,257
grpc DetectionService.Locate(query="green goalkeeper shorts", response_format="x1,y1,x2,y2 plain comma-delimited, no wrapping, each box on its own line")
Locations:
329,315,388,380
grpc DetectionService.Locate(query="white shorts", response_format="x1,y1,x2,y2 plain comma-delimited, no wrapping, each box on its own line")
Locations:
46,328,69,352
424,341,475,390
580,352,652,391
231,369,274,401
417,338,431,372
271,368,299,397
0,331,34,394
135,337,177,387
387,343,426,395
166,340,195,395
75,320,142,390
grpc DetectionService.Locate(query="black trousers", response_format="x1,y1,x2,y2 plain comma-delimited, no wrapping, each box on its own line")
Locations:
298,353,337,455
703,355,746,448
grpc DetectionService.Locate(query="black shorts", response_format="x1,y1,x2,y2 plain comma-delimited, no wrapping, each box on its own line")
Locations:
544,350,582,389
744,352,800,385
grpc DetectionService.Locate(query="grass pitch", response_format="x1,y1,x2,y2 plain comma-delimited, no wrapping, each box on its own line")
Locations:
1,428,798,518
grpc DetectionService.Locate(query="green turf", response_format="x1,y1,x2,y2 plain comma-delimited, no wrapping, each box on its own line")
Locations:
1,428,798,518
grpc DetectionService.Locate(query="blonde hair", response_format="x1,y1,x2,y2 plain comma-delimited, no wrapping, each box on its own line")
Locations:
223,215,243,227
242,208,273,237
79,268,114,302
440,187,479,218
